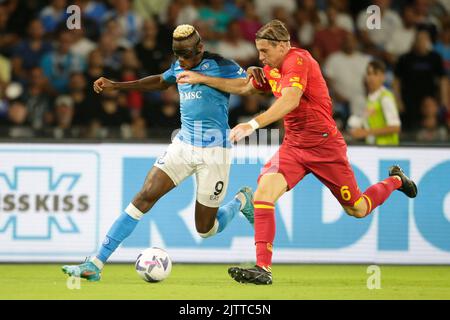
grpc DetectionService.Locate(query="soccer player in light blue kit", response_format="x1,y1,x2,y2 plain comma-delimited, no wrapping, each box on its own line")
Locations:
62,25,254,281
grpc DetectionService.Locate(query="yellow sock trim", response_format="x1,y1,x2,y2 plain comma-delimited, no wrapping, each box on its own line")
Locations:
363,195,372,214
254,204,274,209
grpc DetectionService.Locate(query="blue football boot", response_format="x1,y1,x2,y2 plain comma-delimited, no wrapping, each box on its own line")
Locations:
62,257,101,282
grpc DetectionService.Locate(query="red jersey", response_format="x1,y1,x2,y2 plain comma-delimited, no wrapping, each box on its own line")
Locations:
253,48,336,148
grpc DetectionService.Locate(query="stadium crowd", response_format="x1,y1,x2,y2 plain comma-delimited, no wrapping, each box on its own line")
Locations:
0,0,448,143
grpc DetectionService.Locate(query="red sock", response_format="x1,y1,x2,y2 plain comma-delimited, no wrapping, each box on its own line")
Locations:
362,177,402,216
254,201,276,269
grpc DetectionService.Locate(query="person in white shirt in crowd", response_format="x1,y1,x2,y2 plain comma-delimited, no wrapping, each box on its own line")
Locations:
70,26,97,59
385,6,418,64
324,0,355,33
215,20,258,68
324,33,371,118
357,0,402,50
176,0,199,25
254,0,296,23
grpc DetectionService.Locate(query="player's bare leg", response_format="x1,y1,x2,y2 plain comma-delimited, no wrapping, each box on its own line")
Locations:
229,173,288,285
62,167,175,281
195,202,219,236
132,167,176,212
343,165,418,219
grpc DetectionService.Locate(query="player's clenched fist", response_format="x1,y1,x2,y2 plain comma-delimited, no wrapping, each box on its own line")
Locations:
229,123,255,143
176,71,206,84
93,77,115,93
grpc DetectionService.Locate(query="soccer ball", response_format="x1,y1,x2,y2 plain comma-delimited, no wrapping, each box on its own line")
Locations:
135,247,172,282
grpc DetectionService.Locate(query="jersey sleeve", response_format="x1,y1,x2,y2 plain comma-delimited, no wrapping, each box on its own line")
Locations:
162,63,176,84
219,59,247,79
279,54,309,92
381,95,401,126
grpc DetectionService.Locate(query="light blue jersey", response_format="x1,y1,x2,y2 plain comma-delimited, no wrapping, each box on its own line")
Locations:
162,52,246,148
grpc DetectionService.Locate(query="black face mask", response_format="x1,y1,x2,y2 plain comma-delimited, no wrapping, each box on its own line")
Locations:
172,39,201,59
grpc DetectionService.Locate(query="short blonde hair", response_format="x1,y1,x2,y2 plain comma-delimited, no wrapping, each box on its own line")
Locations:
173,24,196,40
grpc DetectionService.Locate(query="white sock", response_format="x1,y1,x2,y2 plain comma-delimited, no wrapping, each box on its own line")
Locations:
125,203,144,220
90,256,104,270
235,192,246,210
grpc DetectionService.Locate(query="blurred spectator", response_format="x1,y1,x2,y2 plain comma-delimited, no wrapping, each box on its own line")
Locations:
118,48,144,112
129,115,148,139
74,0,108,23
324,33,371,119
142,86,180,130
293,0,324,48
134,19,170,75
50,95,78,139
84,49,118,88
412,0,443,41
434,21,450,76
104,0,144,46
0,3,19,55
437,0,450,14
39,0,69,34
69,72,98,128
254,0,296,23
385,6,418,65
271,5,295,32
430,0,449,19
0,54,11,85
103,17,133,49
97,32,123,72
149,1,182,52
393,30,448,130
70,26,97,59
225,0,246,20
72,0,106,40
238,1,263,42
215,20,258,67
3,0,46,38
356,0,402,51
198,0,233,36
133,0,171,22
176,0,199,25
92,90,131,138
22,67,53,131
416,96,448,142
312,6,349,64
349,60,401,145
191,19,217,52
326,0,354,33
0,100,34,138
10,19,52,83
40,29,86,93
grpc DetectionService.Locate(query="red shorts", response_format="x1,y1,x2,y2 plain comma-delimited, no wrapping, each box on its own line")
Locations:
258,132,362,207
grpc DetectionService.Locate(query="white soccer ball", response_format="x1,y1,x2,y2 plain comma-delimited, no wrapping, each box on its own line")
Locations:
135,247,172,282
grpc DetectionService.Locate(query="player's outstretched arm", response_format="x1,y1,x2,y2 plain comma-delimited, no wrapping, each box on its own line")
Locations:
230,87,302,143
176,71,260,96
93,75,171,93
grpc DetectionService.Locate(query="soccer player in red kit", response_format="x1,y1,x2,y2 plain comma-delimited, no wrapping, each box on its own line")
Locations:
177,20,418,285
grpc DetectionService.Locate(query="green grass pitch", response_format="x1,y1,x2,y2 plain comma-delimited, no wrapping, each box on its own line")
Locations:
0,264,449,300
